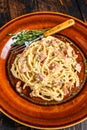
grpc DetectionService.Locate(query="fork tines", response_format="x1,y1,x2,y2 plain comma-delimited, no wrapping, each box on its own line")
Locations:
10,44,26,54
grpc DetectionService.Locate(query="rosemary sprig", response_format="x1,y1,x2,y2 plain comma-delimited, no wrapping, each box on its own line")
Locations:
8,29,46,46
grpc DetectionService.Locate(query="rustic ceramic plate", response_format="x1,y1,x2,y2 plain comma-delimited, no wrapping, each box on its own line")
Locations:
0,12,87,129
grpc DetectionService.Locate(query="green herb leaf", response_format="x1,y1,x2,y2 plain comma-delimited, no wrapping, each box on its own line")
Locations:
8,29,47,46
71,92,77,96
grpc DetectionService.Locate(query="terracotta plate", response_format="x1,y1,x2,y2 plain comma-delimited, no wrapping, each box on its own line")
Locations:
0,12,87,129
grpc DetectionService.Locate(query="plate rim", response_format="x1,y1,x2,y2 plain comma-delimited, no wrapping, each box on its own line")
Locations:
0,11,87,31
1,107,87,129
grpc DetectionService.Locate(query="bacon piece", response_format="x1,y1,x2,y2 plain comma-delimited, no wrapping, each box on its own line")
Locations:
38,53,47,62
34,73,44,81
16,81,22,93
49,64,57,70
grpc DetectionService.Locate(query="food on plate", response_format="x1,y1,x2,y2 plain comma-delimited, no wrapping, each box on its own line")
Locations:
10,35,82,102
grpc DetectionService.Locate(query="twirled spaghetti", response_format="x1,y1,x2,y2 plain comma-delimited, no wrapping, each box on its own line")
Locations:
11,36,81,101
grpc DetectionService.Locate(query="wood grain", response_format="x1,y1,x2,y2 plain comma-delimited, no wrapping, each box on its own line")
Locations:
0,0,10,27
76,0,87,24
0,0,87,27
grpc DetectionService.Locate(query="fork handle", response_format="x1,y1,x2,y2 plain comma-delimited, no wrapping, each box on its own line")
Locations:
43,19,75,37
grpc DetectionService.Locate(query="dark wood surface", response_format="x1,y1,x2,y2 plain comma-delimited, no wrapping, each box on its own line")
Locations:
0,0,87,130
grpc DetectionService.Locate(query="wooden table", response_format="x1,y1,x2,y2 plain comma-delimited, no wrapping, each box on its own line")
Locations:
0,0,87,130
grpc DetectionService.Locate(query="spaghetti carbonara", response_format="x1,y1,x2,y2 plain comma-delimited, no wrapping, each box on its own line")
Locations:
11,36,81,101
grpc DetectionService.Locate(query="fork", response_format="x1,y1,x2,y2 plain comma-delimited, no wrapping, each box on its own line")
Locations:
10,19,75,54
